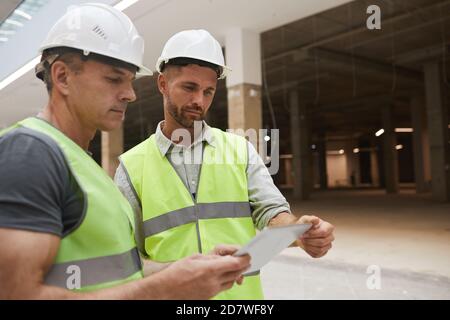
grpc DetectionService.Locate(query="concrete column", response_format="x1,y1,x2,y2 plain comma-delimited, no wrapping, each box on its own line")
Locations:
317,132,328,189
368,136,381,187
354,148,361,186
284,155,294,187
411,95,431,193
290,90,312,200
382,105,399,193
424,62,450,201
226,28,262,139
101,126,123,178
370,144,380,187
345,139,360,187
227,84,262,133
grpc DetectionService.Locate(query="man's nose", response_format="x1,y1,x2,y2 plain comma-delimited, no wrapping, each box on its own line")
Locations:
120,82,137,103
191,90,204,108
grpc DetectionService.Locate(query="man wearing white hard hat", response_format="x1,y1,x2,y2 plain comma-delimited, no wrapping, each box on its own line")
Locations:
0,4,250,299
116,29,335,299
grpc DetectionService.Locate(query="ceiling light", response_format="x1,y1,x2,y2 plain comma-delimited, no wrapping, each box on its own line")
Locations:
0,56,41,91
353,148,360,154
375,129,384,137
0,30,15,35
14,9,32,20
0,0,139,92
395,128,413,133
327,150,345,155
395,144,403,150
114,0,140,11
5,19,24,27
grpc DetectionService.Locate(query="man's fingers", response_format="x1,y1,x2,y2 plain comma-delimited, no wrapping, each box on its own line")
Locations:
301,234,335,247
221,280,237,291
220,268,248,284
192,254,220,260
236,275,244,285
222,274,245,290
302,222,335,239
306,243,332,258
298,215,321,226
211,255,251,274
212,244,241,256
216,255,251,283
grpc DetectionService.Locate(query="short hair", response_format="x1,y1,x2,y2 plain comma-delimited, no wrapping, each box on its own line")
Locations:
160,57,222,78
36,47,138,94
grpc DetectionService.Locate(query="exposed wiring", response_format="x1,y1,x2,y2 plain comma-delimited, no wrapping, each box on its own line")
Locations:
138,102,145,141
261,48,278,129
348,3,357,98
313,16,321,105
282,27,288,117
439,1,450,87
390,1,397,93
261,46,278,164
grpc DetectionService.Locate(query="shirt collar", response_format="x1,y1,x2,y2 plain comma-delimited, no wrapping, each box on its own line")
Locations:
155,120,216,157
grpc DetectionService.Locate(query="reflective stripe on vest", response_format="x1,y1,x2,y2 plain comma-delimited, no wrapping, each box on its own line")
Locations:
143,202,252,237
1,118,143,291
45,248,141,288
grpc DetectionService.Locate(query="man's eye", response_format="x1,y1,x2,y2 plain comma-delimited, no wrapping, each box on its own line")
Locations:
106,77,121,83
184,86,194,91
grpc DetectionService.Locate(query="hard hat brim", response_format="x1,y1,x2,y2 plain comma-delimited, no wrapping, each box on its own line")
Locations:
136,65,153,78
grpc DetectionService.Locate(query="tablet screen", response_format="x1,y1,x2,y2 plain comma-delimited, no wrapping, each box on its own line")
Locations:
234,223,312,275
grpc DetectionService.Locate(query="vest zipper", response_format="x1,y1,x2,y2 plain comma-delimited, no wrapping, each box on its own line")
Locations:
192,162,203,254
166,146,204,254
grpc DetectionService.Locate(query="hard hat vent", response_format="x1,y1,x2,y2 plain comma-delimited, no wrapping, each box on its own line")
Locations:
37,3,153,77
92,25,107,40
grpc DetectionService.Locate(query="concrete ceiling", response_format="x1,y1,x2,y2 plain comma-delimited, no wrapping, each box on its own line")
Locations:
123,0,450,144
0,0,21,22
2,0,448,151
0,0,352,128
258,0,450,142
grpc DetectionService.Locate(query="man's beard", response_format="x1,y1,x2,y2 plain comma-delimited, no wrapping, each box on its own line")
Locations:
167,95,205,128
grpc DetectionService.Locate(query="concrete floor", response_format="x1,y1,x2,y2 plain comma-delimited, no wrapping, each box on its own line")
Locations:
260,188,450,299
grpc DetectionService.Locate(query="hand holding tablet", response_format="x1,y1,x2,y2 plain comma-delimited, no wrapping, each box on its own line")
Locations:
233,223,312,275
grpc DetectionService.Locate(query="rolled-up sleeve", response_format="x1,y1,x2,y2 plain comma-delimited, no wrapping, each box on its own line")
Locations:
246,141,291,230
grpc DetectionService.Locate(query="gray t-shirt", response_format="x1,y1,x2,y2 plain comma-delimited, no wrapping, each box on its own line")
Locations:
0,127,84,237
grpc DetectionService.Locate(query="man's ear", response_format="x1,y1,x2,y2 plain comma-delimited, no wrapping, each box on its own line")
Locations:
157,73,168,95
51,61,71,96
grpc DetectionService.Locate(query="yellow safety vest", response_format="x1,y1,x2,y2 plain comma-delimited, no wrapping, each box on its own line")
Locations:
120,128,264,299
1,117,143,291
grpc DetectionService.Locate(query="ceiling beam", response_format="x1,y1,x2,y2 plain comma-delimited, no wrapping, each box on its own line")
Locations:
264,0,450,64
309,94,394,115
349,15,450,50
0,0,21,23
266,73,330,94
308,47,423,81
394,44,450,65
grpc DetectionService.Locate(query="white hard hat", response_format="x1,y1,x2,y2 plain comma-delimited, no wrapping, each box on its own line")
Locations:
156,29,230,79
38,3,152,77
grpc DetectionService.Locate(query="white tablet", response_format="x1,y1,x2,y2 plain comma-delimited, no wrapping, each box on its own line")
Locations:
234,223,312,275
